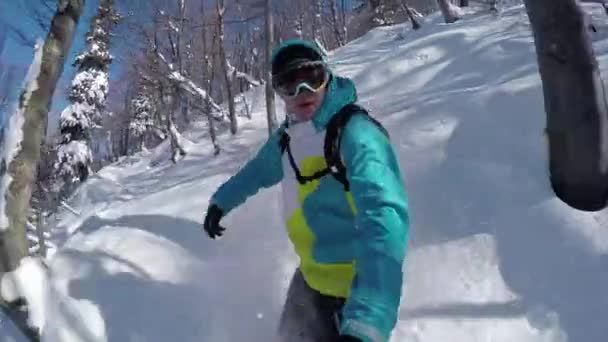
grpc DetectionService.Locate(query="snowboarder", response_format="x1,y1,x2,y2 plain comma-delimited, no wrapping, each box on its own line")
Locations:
203,39,410,342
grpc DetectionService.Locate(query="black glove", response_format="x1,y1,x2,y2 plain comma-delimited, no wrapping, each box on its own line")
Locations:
203,204,226,239
337,335,362,342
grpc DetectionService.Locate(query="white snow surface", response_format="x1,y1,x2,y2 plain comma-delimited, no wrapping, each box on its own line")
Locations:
29,4,608,342
0,38,44,230
0,257,49,330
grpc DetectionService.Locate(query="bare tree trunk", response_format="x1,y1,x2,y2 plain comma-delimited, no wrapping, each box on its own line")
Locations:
201,2,220,155
123,88,133,155
168,117,186,163
312,0,323,42
35,211,46,258
331,0,346,46
265,0,278,136
341,0,348,42
174,0,190,128
523,0,608,211
437,0,460,23
399,0,421,30
217,0,238,135
178,0,190,127
242,93,252,119
205,61,220,155
0,0,84,338
159,84,186,164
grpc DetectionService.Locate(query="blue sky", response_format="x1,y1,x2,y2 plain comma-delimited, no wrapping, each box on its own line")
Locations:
0,0,109,130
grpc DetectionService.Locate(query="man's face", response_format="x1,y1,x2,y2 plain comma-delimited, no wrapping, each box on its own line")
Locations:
281,86,327,122
275,63,329,121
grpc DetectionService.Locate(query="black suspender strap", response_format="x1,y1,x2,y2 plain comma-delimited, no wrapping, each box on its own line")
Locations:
280,131,332,185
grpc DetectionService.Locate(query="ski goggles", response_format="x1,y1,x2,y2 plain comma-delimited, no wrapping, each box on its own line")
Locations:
272,62,330,98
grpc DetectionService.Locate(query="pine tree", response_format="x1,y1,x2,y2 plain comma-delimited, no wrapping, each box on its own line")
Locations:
129,93,155,151
55,0,120,197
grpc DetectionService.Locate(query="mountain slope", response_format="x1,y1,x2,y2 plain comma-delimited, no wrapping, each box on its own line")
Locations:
40,4,608,342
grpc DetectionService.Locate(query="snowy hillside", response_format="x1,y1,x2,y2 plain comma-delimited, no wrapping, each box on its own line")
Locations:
24,3,608,342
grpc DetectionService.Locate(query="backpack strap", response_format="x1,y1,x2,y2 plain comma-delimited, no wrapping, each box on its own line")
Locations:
278,104,388,192
324,103,389,192
280,131,332,184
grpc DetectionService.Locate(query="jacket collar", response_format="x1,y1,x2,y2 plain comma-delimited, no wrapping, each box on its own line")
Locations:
311,74,357,132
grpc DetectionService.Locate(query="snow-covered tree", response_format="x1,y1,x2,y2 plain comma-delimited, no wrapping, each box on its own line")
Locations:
129,93,155,151
55,0,120,196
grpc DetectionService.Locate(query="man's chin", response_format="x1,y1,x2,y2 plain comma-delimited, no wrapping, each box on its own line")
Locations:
293,110,316,121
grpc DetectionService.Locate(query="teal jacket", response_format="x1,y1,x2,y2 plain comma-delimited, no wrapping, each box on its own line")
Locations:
210,40,410,342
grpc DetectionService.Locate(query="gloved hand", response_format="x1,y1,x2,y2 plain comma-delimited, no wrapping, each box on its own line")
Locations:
337,335,362,342
203,204,226,239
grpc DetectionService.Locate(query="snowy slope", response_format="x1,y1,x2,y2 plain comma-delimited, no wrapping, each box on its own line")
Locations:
40,4,608,342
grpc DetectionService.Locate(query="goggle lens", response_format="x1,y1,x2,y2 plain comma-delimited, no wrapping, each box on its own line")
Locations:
273,64,329,97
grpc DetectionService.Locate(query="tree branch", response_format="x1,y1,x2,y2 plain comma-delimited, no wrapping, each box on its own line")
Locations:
155,50,225,116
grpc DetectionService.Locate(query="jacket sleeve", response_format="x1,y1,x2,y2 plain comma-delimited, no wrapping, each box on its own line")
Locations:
210,128,285,213
338,114,410,342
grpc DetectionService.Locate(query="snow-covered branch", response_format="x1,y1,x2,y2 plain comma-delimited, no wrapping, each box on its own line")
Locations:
168,20,180,34
226,59,262,87
60,201,81,216
156,51,224,115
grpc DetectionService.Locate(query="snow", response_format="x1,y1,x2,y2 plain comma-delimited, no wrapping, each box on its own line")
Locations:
0,257,49,330
60,102,94,129
0,38,43,230
24,3,608,342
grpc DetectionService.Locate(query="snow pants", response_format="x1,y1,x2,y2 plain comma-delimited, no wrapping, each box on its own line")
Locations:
277,268,346,342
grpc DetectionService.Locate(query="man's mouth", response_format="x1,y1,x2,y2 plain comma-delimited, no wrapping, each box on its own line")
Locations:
297,100,315,109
